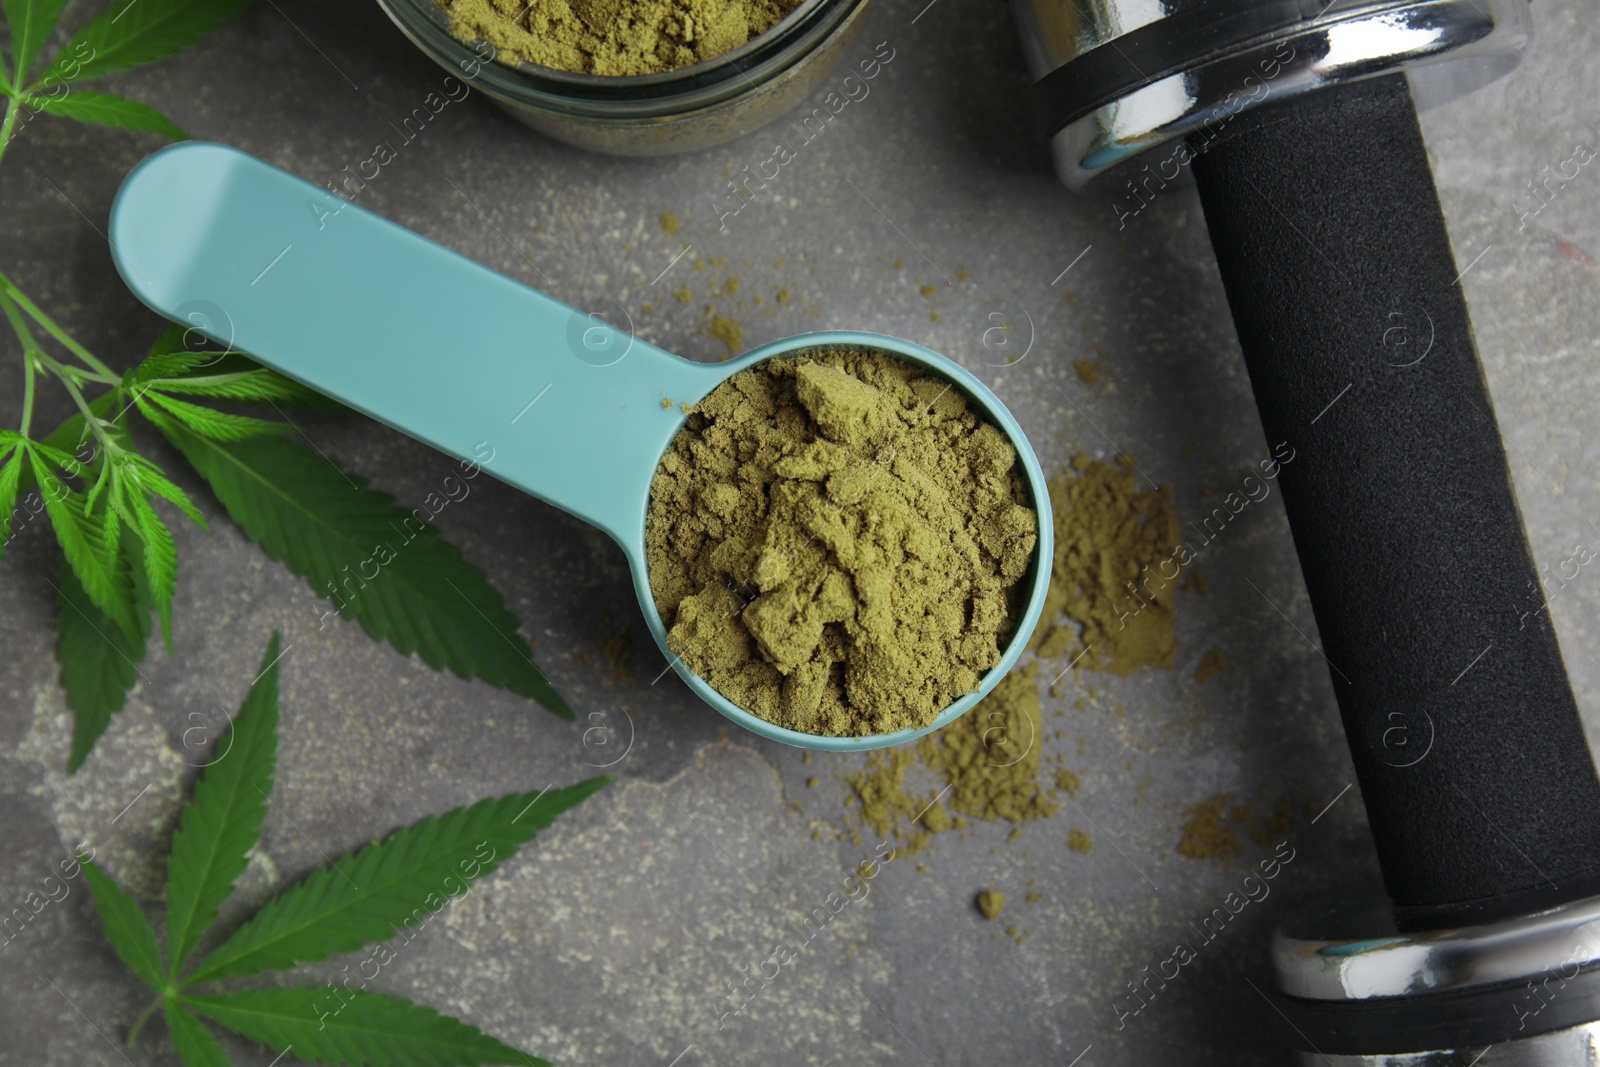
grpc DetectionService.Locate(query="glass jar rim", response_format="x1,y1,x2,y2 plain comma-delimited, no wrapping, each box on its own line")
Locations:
383,0,861,102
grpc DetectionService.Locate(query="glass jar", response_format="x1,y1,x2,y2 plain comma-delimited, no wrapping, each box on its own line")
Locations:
375,0,876,155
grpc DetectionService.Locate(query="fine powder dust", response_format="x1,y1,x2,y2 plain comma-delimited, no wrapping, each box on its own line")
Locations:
917,666,1056,824
645,348,1039,736
439,0,799,76
1029,454,1183,675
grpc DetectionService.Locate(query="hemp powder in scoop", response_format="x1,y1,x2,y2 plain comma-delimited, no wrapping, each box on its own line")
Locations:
645,348,1038,736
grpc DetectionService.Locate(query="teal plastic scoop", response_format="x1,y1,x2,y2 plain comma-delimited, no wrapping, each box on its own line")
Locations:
108,142,1054,751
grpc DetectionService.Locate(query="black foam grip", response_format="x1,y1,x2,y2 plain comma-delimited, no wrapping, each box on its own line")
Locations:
1190,73,1600,928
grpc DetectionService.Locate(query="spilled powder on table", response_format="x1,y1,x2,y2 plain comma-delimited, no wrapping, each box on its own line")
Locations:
599,630,636,684
707,312,742,357
845,748,937,849
841,667,1063,853
1030,455,1184,676
574,627,637,686
1177,794,1294,860
1193,647,1227,684
918,666,1056,824
1177,795,1240,860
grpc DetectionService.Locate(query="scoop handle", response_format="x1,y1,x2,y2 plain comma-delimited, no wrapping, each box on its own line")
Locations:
1191,74,1600,929
109,142,719,546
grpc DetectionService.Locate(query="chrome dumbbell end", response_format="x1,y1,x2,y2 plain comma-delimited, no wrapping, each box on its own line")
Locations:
1273,889,1600,1064
1011,0,1531,193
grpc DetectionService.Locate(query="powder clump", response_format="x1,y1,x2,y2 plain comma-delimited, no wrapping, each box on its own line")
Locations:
1177,794,1242,860
845,747,930,852
837,669,1071,853
646,348,1038,736
707,312,743,358
438,0,798,76
1030,455,1183,675
917,666,1056,823
1193,647,1227,684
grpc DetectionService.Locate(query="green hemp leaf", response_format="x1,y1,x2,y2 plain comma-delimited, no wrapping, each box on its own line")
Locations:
0,0,71,87
1,0,255,140
29,89,188,138
153,421,570,717
33,0,258,86
81,631,609,1066
4,0,569,771
25,321,568,771
55,532,156,769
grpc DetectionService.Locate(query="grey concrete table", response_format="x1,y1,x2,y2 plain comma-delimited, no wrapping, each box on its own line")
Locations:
1,0,1597,1063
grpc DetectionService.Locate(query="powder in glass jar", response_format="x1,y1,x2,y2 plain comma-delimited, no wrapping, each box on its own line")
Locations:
438,0,801,76
645,348,1038,736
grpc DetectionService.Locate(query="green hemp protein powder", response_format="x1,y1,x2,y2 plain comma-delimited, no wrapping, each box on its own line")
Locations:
645,348,1039,736
439,0,800,76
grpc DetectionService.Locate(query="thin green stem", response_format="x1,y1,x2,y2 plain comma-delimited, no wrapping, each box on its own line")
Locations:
25,347,121,466
126,997,162,1047
0,272,118,379
0,286,33,348
0,96,18,175
19,341,34,436
3,285,38,437
0,290,117,401
32,348,117,385
0,289,46,435
53,365,113,442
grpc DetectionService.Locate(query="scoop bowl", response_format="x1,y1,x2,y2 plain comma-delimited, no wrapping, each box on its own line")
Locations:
108,142,1053,750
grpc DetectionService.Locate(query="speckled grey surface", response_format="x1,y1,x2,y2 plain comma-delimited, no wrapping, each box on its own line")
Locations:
0,1,1596,1064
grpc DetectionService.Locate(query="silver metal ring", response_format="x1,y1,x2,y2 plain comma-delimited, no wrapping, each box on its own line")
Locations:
1022,0,1528,191
1275,891,1600,1002
1294,1020,1600,1065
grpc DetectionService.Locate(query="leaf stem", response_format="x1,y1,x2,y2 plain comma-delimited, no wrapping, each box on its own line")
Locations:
1,291,102,444
0,291,45,441
19,340,34,437
23,343,121,463
0,96,18,175
3,289,38,436
127,996,162,1047
32,346,118,386
0,272,118,379
0,286,35,348
54,368,115,446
